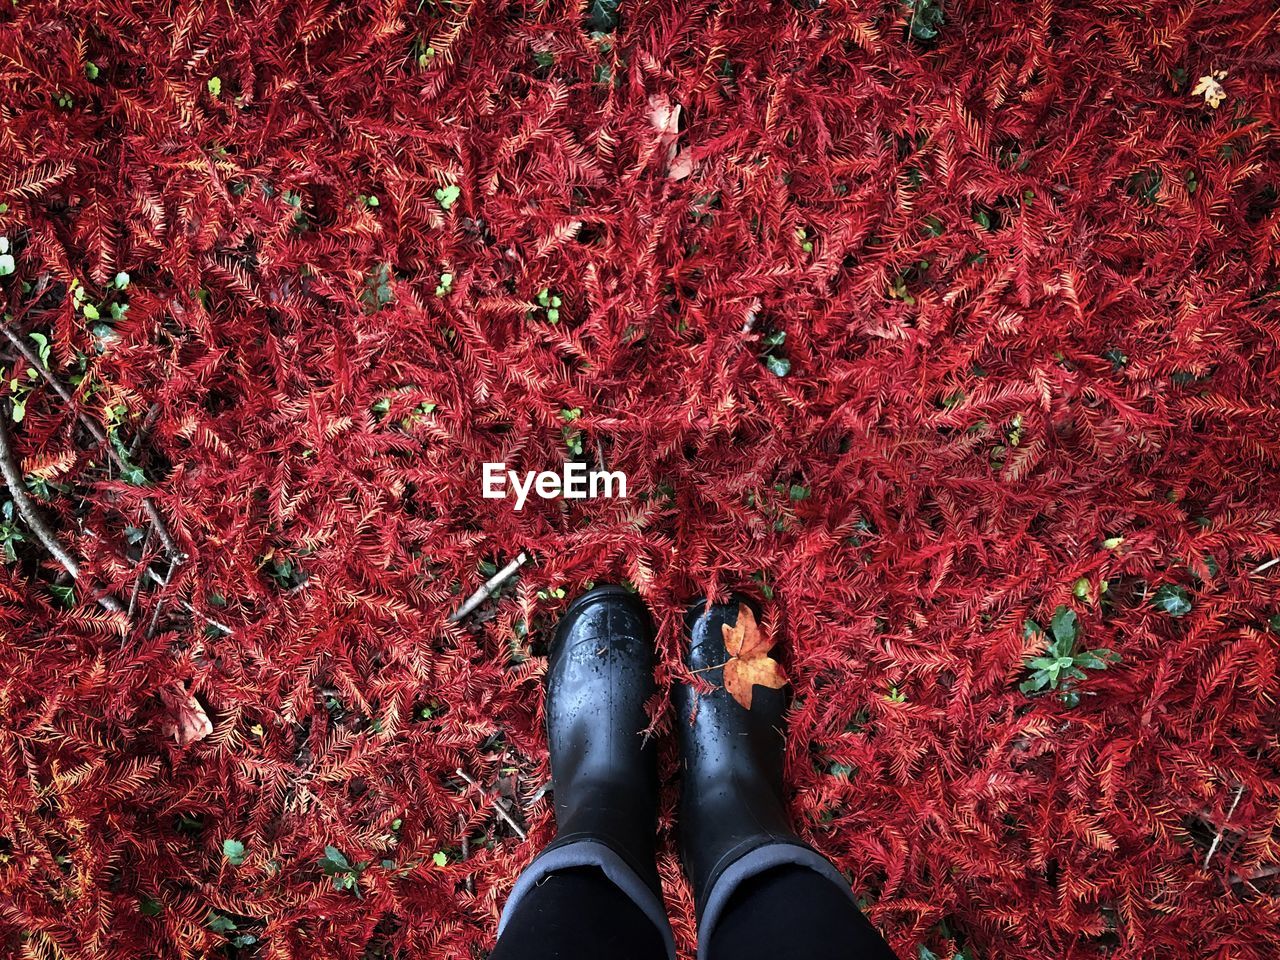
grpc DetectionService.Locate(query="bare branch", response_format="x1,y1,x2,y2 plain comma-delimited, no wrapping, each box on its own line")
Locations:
453,767,527,840
1204,784,1245,869
0,321,182,559
0,411,123,612
449,551,528,622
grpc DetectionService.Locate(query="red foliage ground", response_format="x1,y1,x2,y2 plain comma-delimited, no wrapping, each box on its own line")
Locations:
2,2,1279,958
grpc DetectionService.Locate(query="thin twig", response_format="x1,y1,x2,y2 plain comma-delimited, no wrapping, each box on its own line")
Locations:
1204,784,1245,868
128,403,161,460
146,553,179,638
0,322,182,559
690,659,731,675
0,412,123,612
449,552,528,622
458,813,474,895
1230,864,1280,886
126,528,155,619
83,526,235,636
1253,556,1280,574
453,767,527,840
142,565,234,635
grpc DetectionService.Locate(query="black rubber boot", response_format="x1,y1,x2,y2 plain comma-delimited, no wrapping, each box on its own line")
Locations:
497,585,674,958
675,596,856,959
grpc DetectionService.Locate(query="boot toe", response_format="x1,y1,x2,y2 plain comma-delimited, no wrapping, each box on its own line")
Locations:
554,584,653,655
684,594,763,673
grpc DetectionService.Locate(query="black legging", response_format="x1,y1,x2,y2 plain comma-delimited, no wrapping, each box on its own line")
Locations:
491,864,897,960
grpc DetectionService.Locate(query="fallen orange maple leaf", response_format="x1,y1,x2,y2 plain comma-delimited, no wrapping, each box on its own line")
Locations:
721,602,787,709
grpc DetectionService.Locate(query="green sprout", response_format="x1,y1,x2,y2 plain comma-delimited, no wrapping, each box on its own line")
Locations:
434,184,461,210
536,287,562,323
1020,605,1120,706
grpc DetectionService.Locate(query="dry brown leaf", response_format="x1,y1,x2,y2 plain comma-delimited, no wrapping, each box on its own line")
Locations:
646,92,692,180
721,602,787,709
160,684,213,745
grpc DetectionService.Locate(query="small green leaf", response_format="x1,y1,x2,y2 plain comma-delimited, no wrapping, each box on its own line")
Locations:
432,851,448,867
546,307,559,323
764,355,791,377
789,484,809,501
0,254,14,276
85,61,100,80
207,76,222,97
1152,584,1192,617
1019,673,1049,694
1270,613,1280,634
1049,605,1078,646
10,400,24,423
113,271,130,289
29,332,50,367
434,184,461,210
222,838,246,866
1102,536,1124,550
50,583,74,606
585,0,619,32
320,845,351,874
82,303,100,320
207,911,236,934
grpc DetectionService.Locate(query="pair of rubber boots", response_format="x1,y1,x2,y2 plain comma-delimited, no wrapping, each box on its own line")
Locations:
497,586,855,960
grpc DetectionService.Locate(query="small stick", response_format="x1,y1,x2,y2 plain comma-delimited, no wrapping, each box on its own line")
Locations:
1204,784,1245,868
1253,557,1280,574
690,659,731,675
453,767,527,840
128,403,161,460
83,526,234,636
458,813,474,895
142,565,234,635
146,553,179,638
449,552,528,622
126,528,155,619
0,322,182,559
0,412,123,612
1231,864,1280,886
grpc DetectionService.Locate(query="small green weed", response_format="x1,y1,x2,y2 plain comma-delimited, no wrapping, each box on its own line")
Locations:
1020,605,1119,706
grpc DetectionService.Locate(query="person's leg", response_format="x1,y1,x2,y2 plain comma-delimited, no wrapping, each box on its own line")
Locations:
704,865,896,960
495,586,675,959
675,597,897,960
491,866,668,960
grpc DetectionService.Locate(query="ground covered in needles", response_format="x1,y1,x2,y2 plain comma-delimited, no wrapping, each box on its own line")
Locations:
1,2,1278,958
